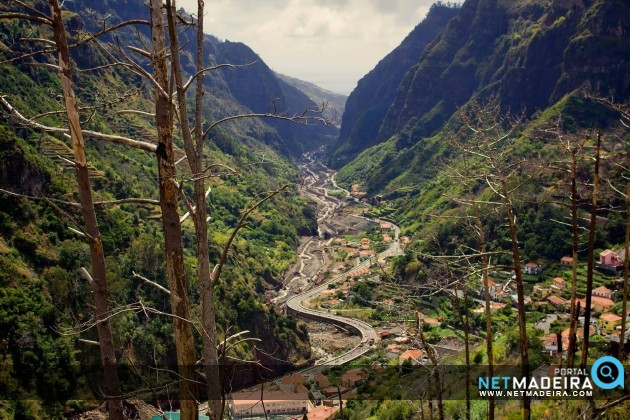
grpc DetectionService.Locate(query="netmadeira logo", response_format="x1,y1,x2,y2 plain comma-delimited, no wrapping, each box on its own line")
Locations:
478,356,625,399
591,356,624,390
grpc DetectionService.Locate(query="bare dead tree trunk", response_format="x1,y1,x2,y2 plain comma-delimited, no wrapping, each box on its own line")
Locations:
501,179,530,420
474,204,494,420
163,1,222,416
581,130,602,369
48,2,123,418
418,327,444,420
619,183,629,360
452,284,470,420
149,1,198,417
567,149,580,367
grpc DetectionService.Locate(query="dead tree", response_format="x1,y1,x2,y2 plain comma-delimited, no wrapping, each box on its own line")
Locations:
580,129,602,369
147,1,199,417
449,98,531,419
0,2,127,417
162,1,329,417
537,120,590,367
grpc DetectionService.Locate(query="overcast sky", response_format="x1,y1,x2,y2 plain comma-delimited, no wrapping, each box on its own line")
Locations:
178,0,436,95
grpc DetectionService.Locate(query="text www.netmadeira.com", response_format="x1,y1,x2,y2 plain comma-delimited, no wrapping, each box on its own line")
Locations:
479,390,593,398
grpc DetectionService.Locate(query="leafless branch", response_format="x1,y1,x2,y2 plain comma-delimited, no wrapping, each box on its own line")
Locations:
0,95,157,152
133,271,171,295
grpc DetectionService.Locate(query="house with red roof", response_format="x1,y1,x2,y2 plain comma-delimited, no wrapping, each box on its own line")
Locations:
307,405,339,420
547,295,569,310
551,277,567,292
599,313,623,333
524,262,542,275
577,296,614,313
341,368,367,388
399,349,424,365
592,286,614,300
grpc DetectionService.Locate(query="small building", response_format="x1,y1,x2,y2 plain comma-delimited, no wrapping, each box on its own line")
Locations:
592,286,614,300
230,391,313,418
399,349,424,365
281,373,305,386
524,262,542,275
360,237,371,246
547,295,569,310
358,249,376,259
341,368,367,388
577,296,615,313
533,285,552,299
307,405,339,420
599,313,623,333
551,277,567,292
561,256,574,266
314,373,330,389
379,222,393,232
600,249,624,267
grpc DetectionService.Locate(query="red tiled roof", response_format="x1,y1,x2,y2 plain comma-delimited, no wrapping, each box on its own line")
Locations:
547,295,568,305
600,313,622,322
399,349,423,361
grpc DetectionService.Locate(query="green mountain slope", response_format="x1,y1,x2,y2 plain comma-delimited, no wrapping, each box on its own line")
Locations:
328,2,460,167
0,1,320,416
335,0,629,194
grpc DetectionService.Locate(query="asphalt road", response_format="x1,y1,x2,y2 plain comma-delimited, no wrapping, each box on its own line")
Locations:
285,155,404,373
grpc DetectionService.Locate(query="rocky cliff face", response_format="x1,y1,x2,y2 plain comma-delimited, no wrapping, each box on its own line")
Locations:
332,0,629,170
329,2,460,167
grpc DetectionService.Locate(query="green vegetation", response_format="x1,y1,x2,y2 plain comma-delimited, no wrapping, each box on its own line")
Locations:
0,2,334,415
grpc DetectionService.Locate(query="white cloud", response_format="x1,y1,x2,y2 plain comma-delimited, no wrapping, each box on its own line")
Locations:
178,0,434,94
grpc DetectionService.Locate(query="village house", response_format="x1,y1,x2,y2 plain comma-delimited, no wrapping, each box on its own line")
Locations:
385,344,402,360
551,277,567,292
592,285,614,300
341,368,367,388
547,295,569,310
599,313,623,333
307,405,339,420
577,296,614,313
478,278,502,298
399,349,424,365
379,222,393,233
510,294,532,308
382,234,393,244
230,390,313,418
281,373,305,386
314,373,330,389
533,285,551,299
599,249,624,267
360,237,371,247
473,302,506,315
358,249,376,259
541,325,596,358
524,262,542,275
560,256,574,266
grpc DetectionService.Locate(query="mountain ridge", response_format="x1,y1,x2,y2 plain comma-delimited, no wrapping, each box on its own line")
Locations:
333,0,629,188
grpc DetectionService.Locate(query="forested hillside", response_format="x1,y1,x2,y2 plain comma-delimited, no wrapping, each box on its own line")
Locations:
334,0,629,241
0,0,331,417
329,1,461,167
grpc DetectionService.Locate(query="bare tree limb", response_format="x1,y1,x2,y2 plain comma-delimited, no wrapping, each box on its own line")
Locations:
133,271,171,295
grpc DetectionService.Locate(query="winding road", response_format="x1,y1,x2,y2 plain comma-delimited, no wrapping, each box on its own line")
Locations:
284,152,405,373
